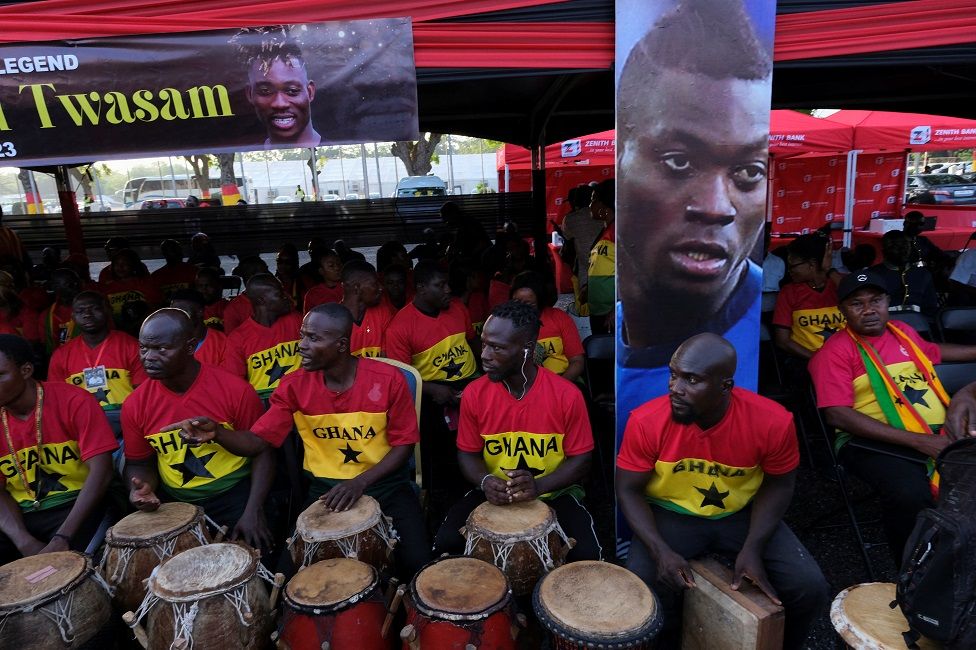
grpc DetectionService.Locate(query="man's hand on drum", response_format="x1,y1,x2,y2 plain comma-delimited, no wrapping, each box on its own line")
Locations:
232,508,274,554
129,477,161,512
17,535,47,556
655,545,696,592
320,477,367,512
163,416,219,447
482,475,511,505
732,546,781,606
504,469,538,503
39,534,70,555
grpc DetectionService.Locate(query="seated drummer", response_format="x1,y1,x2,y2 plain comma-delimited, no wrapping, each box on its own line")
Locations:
432,301,602,561
170,303,431,580
616,333,828,649
0,335,117,562
122,309,274,552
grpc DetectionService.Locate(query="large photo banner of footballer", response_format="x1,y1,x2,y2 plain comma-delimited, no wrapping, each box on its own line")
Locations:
614,0,775,556
0,19,418,166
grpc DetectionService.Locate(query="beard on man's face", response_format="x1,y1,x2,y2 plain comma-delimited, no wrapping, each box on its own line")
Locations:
670,404,697,424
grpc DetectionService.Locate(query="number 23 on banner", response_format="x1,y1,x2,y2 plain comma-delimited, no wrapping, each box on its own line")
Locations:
0,143,16,158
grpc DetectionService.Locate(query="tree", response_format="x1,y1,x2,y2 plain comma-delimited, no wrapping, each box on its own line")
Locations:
390,133,442,177
216,153,238,204
183,154,214,197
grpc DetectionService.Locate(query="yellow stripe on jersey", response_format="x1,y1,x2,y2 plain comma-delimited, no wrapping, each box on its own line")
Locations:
247,340,300,395
0,441,87,510
852,360,947,427
293,411,391,480
588,239,615,278
537,336,568,375
66,369,134,410
146,425,248,494
352,346,382,359
791,307,845,352
645,457,763,519
410,332,476,382
482,431,566,484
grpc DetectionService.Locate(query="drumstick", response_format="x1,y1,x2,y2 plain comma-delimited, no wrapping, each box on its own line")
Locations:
381,584,406,638
270,572,286,611
400,624,420,650
122,611,149,649
383,577,401,609
214,524,229,543
511,612,528,640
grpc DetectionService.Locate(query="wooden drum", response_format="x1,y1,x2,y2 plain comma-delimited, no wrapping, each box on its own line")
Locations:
289,495,397,571
533,561,662,649
402,556,516,650
101,502,212,612
126,543,274,650
279,557,392,650
831,582,941,649
0,551,112,649
462,499,572,596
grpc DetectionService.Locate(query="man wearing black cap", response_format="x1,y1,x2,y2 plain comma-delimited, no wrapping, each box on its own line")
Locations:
809,269,976,561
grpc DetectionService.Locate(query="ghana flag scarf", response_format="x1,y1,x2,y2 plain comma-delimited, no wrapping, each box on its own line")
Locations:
846,322,949,494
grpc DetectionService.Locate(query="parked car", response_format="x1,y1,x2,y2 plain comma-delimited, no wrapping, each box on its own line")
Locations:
272,195,293,204
139,198,187,209
321,194,340,202
905,174,976,205
344,193,361,200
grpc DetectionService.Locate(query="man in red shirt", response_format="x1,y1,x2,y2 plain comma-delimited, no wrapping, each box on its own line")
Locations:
151,239,199,299
170,289,230,370
225,274,303,399
0,335,117,563
170,303,430,580
432,301,600,560
384,260,478,519
195,267,229,331
341,260,395,358
38,269,81,355
223,256,269,334
48,291,146,416
302,249,343,313
123,309,273,551
99,249,163,320
617,333,827,649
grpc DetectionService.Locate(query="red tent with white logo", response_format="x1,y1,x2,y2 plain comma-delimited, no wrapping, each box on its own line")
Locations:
827,110,976,151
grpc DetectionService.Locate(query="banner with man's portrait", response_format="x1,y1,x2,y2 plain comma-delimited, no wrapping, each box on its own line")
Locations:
0,19,419,166
614,0,776,553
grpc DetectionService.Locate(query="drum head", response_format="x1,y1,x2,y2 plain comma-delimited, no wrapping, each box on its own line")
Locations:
536,561,657,641
467,499,554,539
0,551,88,610
286,558,377,608
296,495,381,541
414,557,508,617
151,543,256,602
108,502,201,543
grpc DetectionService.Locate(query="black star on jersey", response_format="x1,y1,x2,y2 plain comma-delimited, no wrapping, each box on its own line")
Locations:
903,386,931,409
441,358,464,379
170,450,216,485
339,444,362,464
31,465,69,500
695,482,730,509
501,454,545,477
93,387,111,404
265,360,292,385
816,326,836,341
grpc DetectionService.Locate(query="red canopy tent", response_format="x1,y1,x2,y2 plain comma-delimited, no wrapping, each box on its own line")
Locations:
768,110,853,156
827,110,976,152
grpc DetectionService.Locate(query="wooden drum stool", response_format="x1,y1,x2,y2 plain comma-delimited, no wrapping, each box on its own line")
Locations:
831,583,941,649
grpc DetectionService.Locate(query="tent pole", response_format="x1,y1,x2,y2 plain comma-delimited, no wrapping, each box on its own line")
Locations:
530,140,547,262
900,149,911,216
55,165,85,257
843,150,860,249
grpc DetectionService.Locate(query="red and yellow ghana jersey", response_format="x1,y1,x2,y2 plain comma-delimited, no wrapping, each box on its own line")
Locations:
225,312,303,398
617,388,798,519
150,262,199,297
38,303,78,354
0,382,117,511
203,299,229,330
587,223,615,316
222,293,252,334
195,328,230,370
772,282,844,353
47,331,147,410
536,307,584,376
350,301,397,358
457,368,593,499
384,299,476,383
122,364,264,501
99,277,163,316
810,323,945,434
251,359,419,490
303,283,344,314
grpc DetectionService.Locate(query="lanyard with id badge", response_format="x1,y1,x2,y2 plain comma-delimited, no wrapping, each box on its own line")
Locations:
83,339,108,392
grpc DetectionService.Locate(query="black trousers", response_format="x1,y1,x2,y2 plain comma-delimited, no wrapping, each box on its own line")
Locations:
418,393,467,526
432,488,602,562
0,499,108,564
161,477,251,534
625,505,829,650
838,442,933,564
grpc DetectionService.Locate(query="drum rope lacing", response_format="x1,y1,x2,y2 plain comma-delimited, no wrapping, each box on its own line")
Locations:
99,518,212,588
294,515,398,568
464,521,571,572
